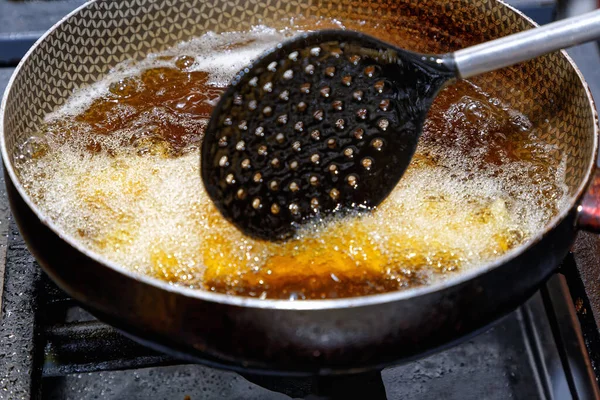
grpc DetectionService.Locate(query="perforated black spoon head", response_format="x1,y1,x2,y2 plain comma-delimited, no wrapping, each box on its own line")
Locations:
201,30,456,241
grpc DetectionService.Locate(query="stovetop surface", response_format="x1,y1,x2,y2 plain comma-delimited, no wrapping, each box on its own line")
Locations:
2,1,600,399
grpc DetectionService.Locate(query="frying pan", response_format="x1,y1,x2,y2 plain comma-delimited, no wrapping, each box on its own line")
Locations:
1,0,599,375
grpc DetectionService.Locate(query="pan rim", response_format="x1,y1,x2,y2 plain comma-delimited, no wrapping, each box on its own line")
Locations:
1,0,597,311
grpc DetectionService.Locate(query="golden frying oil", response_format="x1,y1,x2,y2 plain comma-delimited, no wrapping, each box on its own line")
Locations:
16,22,567,299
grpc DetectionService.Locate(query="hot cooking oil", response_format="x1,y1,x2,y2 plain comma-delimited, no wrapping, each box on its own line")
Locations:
15,20,567,299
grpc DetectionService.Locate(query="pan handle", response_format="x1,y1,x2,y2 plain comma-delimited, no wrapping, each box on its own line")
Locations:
578,169,600,232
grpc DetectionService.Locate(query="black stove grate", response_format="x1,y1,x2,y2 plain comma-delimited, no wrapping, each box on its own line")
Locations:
0,219,42,399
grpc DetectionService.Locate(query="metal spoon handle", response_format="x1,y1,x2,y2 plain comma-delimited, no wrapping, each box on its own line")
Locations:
452,9,600,79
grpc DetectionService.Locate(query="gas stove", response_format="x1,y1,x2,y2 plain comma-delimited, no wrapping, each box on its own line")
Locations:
2,1,600,399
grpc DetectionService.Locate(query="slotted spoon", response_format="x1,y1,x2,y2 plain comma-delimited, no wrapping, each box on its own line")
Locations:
202,10,600,241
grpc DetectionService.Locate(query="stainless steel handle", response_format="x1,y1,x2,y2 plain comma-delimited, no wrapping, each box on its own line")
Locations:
452,9,600,79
